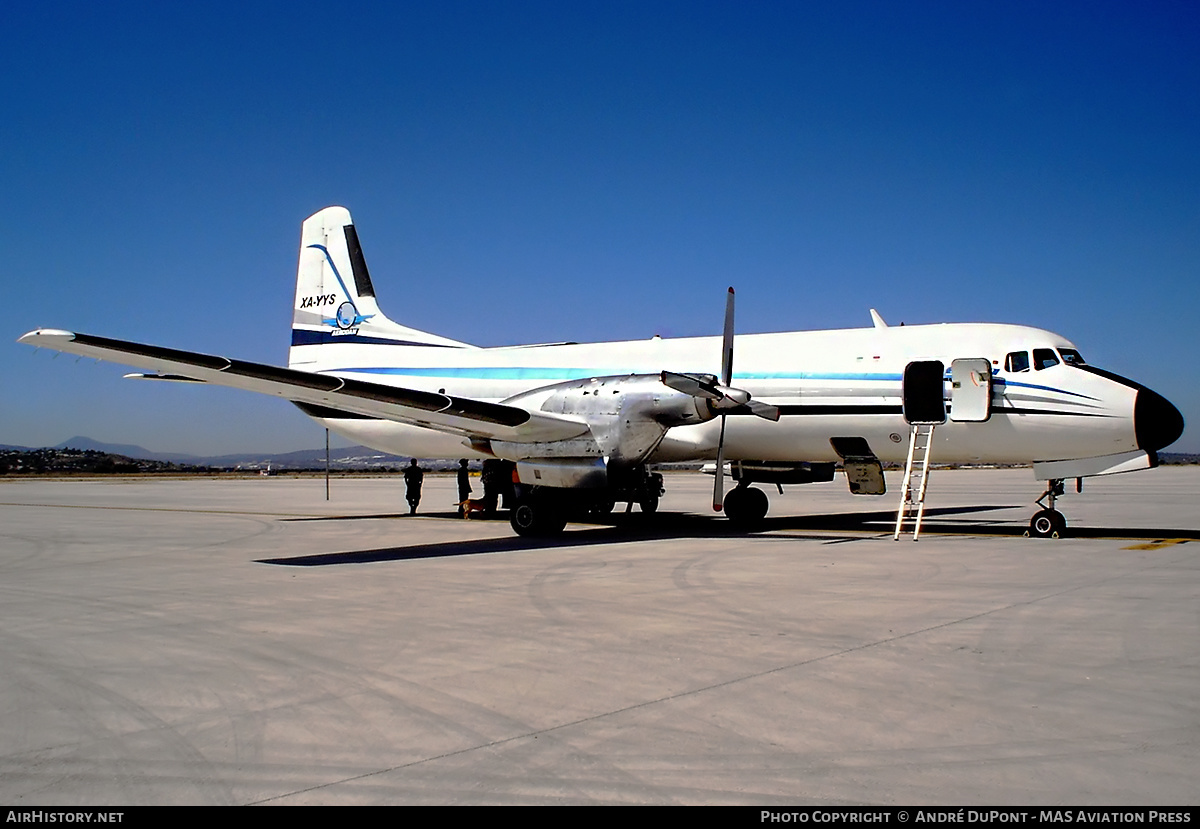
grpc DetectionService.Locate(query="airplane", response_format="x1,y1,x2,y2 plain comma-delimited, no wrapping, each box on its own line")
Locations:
18,206,1184,538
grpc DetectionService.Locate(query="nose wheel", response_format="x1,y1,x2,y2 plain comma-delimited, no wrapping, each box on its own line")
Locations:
1029,508,1066,538
1028,478,1068,538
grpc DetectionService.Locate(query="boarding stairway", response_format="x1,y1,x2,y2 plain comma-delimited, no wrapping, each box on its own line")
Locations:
893,423,935,541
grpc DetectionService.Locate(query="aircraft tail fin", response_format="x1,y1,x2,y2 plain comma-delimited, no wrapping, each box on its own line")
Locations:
289,206,473,365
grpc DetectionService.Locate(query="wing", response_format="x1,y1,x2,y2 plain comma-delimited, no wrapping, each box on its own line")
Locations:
18,329,589,444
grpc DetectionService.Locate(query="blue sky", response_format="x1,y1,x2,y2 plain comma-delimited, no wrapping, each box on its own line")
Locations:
5,1,1198,454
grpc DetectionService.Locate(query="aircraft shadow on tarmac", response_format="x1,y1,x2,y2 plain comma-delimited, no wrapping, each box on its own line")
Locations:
261,506,1198,567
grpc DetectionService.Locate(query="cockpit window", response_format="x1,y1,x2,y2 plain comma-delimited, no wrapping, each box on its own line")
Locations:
1004,351,1030,373
1058,348,1086,366
1033,348,1060,370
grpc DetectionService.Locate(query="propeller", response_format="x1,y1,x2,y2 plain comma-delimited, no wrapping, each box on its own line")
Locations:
660,288,779,512
660,370,780,419
714,287,736,511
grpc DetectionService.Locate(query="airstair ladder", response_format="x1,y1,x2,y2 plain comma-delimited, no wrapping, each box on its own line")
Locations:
893,423,935,541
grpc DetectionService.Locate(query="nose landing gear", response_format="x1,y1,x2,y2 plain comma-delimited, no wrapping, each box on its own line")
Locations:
1029,478,1068,538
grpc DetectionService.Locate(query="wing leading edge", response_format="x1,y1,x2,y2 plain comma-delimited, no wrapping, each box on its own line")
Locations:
17,329,589,444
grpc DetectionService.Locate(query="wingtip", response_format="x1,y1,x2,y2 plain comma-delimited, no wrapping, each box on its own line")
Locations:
17,328,76,345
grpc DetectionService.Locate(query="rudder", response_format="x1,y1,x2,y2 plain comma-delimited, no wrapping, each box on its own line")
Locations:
289,206,472,364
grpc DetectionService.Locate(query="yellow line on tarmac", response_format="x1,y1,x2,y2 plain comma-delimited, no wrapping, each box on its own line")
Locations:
1122,538,1191,550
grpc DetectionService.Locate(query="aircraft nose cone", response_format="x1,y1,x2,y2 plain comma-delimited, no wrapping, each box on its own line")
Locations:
1135,388,1184,452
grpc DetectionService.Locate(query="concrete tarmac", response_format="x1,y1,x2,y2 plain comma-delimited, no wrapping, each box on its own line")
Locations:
1,468,1197,805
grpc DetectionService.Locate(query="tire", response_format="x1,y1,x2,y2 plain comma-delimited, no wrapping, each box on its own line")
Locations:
1029,509,1066,539
724,486,768,527
744,486,769,521
510,500,541,536
723,487,747,521
509,497,567,537
639,493,659,514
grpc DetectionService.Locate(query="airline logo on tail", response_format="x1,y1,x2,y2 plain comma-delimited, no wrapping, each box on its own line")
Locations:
304,243,375,331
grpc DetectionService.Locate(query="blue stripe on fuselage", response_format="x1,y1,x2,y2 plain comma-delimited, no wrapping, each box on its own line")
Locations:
321,367,906,382
310,367,1099,401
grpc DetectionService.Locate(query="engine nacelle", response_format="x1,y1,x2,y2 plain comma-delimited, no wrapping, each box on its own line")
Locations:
498,374,716,467
518,374,715,426
514,457,608,489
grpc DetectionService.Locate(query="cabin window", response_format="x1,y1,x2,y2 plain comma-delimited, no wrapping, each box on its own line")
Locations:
1004,351,1030,373
1058,348,1086,366
1033,348,1060,370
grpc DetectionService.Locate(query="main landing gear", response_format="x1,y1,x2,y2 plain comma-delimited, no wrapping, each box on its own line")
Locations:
509,494,568,537
722,482,769,527
1028,478,1068,538
508,469,665,537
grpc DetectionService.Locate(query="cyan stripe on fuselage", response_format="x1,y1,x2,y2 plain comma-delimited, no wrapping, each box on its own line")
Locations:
323,366,907,382
315,365,1098,401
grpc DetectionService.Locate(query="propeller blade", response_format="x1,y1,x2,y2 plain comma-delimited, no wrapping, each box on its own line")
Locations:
721,287,735,387
713,414,727,511
747,399,781,421
710,386,751,409
660,371,721,400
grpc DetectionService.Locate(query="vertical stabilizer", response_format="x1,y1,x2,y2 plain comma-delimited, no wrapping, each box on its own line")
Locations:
289,206,473,366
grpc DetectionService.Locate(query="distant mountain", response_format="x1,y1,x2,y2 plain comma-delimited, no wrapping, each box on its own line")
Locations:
204,446,414,469
53,437,201,463
2,445,201,474
1160,452,1200,464
30,436,417,469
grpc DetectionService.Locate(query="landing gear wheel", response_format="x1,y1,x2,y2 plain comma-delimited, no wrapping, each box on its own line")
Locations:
724,486,769,527
744,486,769,521
723,487,746,520
1029,509,1066,539
639,492,659,514
510,500,539,535
582,498,615,518
510,497,567,537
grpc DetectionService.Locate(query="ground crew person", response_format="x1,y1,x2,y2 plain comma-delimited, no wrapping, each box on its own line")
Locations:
403,458,424,514
457,459,472,514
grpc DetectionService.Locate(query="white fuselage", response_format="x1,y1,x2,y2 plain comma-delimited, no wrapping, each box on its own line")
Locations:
290,321,1142,467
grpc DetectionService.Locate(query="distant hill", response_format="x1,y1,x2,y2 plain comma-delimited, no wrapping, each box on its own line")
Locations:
8,436,422,470
204,446,417,470
1,446,205,475
53,436,200,463
1160,452,1200,465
